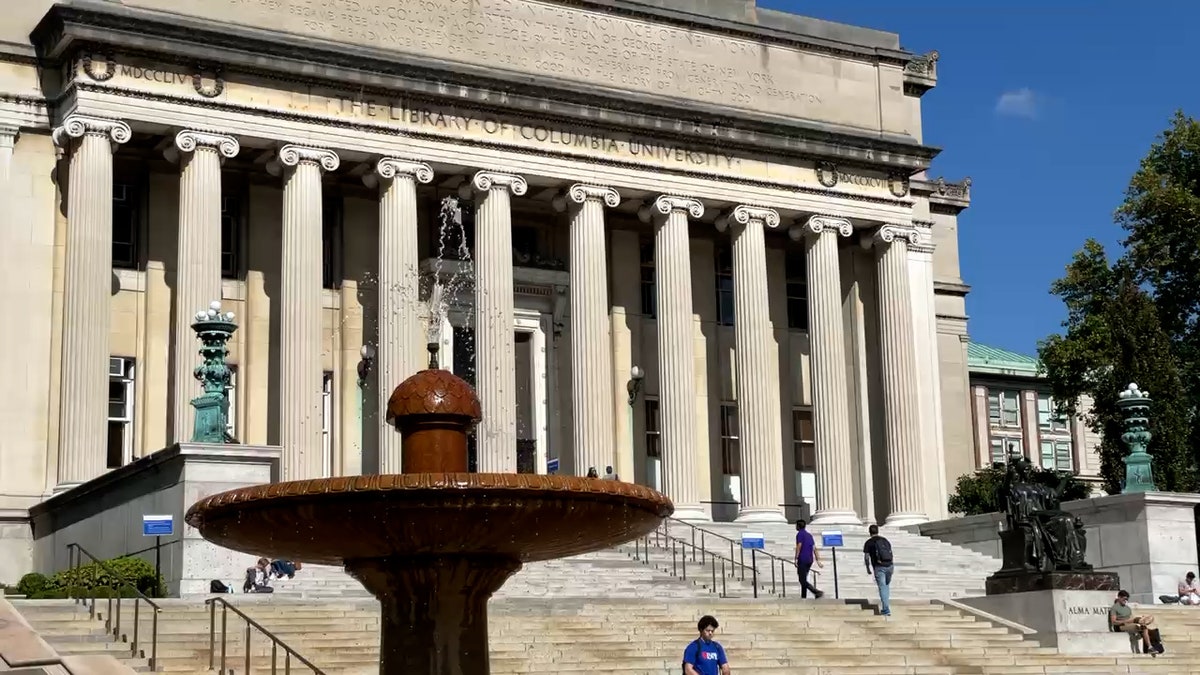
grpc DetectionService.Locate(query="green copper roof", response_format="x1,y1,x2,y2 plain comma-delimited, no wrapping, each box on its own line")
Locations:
967,342,1041,377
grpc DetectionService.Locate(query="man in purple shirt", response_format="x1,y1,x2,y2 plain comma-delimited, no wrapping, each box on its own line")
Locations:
793,520,824,599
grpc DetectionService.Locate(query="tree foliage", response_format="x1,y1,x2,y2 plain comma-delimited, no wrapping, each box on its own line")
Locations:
1038,111,1200,494
947,465,1091,516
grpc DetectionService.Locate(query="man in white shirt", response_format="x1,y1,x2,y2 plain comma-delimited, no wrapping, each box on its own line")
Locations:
1178,572,1199,605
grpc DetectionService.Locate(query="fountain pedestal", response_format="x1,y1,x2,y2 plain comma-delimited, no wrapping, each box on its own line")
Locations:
186,345,673,675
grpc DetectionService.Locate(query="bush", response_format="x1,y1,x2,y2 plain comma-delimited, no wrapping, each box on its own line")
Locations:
18,556,164,599
948,464,1092,516
17,572,49,597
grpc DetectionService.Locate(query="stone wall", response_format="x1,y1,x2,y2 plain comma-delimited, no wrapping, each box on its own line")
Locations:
918,492,1200,603
29,443,279,596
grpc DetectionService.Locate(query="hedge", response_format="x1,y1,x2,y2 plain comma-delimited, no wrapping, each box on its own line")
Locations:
16,556,164,599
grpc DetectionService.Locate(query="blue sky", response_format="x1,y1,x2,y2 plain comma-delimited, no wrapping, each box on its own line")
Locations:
762,0,1199,356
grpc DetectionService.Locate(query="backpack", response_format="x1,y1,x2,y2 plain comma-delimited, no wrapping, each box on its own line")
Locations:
682,639,701,675
210,579,230,594
874,537,894,566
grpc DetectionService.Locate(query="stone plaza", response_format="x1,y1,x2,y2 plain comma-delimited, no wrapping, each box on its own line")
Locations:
0,0,977,572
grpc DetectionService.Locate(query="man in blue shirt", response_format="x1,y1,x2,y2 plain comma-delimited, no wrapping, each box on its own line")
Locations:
794,520,824,599
682,615,730,675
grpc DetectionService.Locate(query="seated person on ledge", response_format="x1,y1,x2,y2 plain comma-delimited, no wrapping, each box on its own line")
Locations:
1179,571,1200,605
242,557,274,594
1110,590,1163,655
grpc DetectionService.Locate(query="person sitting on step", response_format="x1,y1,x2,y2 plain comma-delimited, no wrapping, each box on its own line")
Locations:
242,557,274,594
270,559,302,579
1110,589,1163,655
1178,572,1200,605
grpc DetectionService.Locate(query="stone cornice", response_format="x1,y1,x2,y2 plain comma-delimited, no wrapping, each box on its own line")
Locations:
30,4,942,172
934,280,972,297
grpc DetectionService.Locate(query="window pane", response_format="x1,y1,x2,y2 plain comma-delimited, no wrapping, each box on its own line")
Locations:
987,394,1001,423
107,421,125,468
796,443,816,472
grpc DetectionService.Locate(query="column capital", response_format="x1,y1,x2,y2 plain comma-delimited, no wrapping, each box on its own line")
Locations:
552,183,620,212
638,195,704,223
717,204,779,232
268,144,340,175
471,170,527,196
0,124,18,149
52,114,131,148
788,215,853,241
174,130,240,158
365,157,434,188
873,224,923,248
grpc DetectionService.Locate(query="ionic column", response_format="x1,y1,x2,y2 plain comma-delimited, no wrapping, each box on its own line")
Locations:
268,144,340,480
874,225,927,526
639,195,707,521
720,205,786,523
366,158,434,473
790,216,859,525
467,171,527,473
168,130,240,442
557,184,620,477
51,115,131,489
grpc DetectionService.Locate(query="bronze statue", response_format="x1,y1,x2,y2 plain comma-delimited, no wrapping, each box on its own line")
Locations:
997,452,1091,573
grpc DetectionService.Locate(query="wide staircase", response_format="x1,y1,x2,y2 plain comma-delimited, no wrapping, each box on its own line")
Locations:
13,595,1200,674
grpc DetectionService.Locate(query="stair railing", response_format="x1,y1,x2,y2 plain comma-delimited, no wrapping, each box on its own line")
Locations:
666,517,796,596
631,519,791,598
206,596,326,675
65,543,160,671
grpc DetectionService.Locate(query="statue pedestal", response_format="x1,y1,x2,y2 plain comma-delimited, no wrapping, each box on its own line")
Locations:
963,570,1127,655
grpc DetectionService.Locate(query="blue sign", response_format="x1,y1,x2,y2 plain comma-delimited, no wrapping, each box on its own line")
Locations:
740,532,765,550
142,514,174,537
546,458,560,474
821,530,844,547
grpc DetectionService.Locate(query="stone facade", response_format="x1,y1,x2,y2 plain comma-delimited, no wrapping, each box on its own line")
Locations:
0,0,975,577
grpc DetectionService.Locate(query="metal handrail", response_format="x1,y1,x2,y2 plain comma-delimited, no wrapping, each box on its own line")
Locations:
206,596,326,675
65,543,161,670
665,516,797,576
631,520,790,598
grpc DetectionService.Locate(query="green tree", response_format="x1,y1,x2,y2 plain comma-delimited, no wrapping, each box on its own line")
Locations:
1038,111,1200,493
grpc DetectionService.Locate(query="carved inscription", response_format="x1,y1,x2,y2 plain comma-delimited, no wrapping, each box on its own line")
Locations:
122,0,881,127
1067,606,1109,616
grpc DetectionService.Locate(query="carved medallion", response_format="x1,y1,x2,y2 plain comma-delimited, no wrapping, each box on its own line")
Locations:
81,52,116,82
192,64,225,98
887,172,910,198
815,161,839,188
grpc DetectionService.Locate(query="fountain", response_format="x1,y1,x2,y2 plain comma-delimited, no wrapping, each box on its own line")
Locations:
185,263,673,673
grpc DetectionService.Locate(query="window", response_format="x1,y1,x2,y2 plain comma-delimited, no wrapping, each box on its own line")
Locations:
322,196,343,290
644,398,660,459
639,239,656,319
112,182,140,269
107,357,136,468
225,365,238,441
220,193,243,279
322,371,333,477
990,437,1023,465
1040,439,1074,472
1037,394,1068,432
715,245,735,326
785,250,809,330
720,404,740,475
792,409,816,472
987,389,1021,428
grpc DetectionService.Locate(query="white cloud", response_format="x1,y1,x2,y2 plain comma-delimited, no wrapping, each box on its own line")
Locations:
995,88,1039,119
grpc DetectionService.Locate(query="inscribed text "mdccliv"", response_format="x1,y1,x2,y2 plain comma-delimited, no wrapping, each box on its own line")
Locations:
330,97,740,170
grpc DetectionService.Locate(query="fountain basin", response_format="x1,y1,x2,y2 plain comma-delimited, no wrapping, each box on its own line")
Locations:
184,472,672,563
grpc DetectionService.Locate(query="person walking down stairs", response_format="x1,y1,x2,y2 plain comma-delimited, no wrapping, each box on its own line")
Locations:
863,525,894,617
682,615,731,675
794,520,824,599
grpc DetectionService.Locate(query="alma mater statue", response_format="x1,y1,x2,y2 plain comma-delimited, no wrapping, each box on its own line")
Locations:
997,452,1091,574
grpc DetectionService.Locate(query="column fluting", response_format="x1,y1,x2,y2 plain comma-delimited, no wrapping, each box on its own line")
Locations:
725,205,786,523
270,144,340,480
52,115,131,489
470,171,526,473
369,158,433,473
875,225,928,526
791,215,859,524
563,184,620,476
170,130,240,442
640,195,707,521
